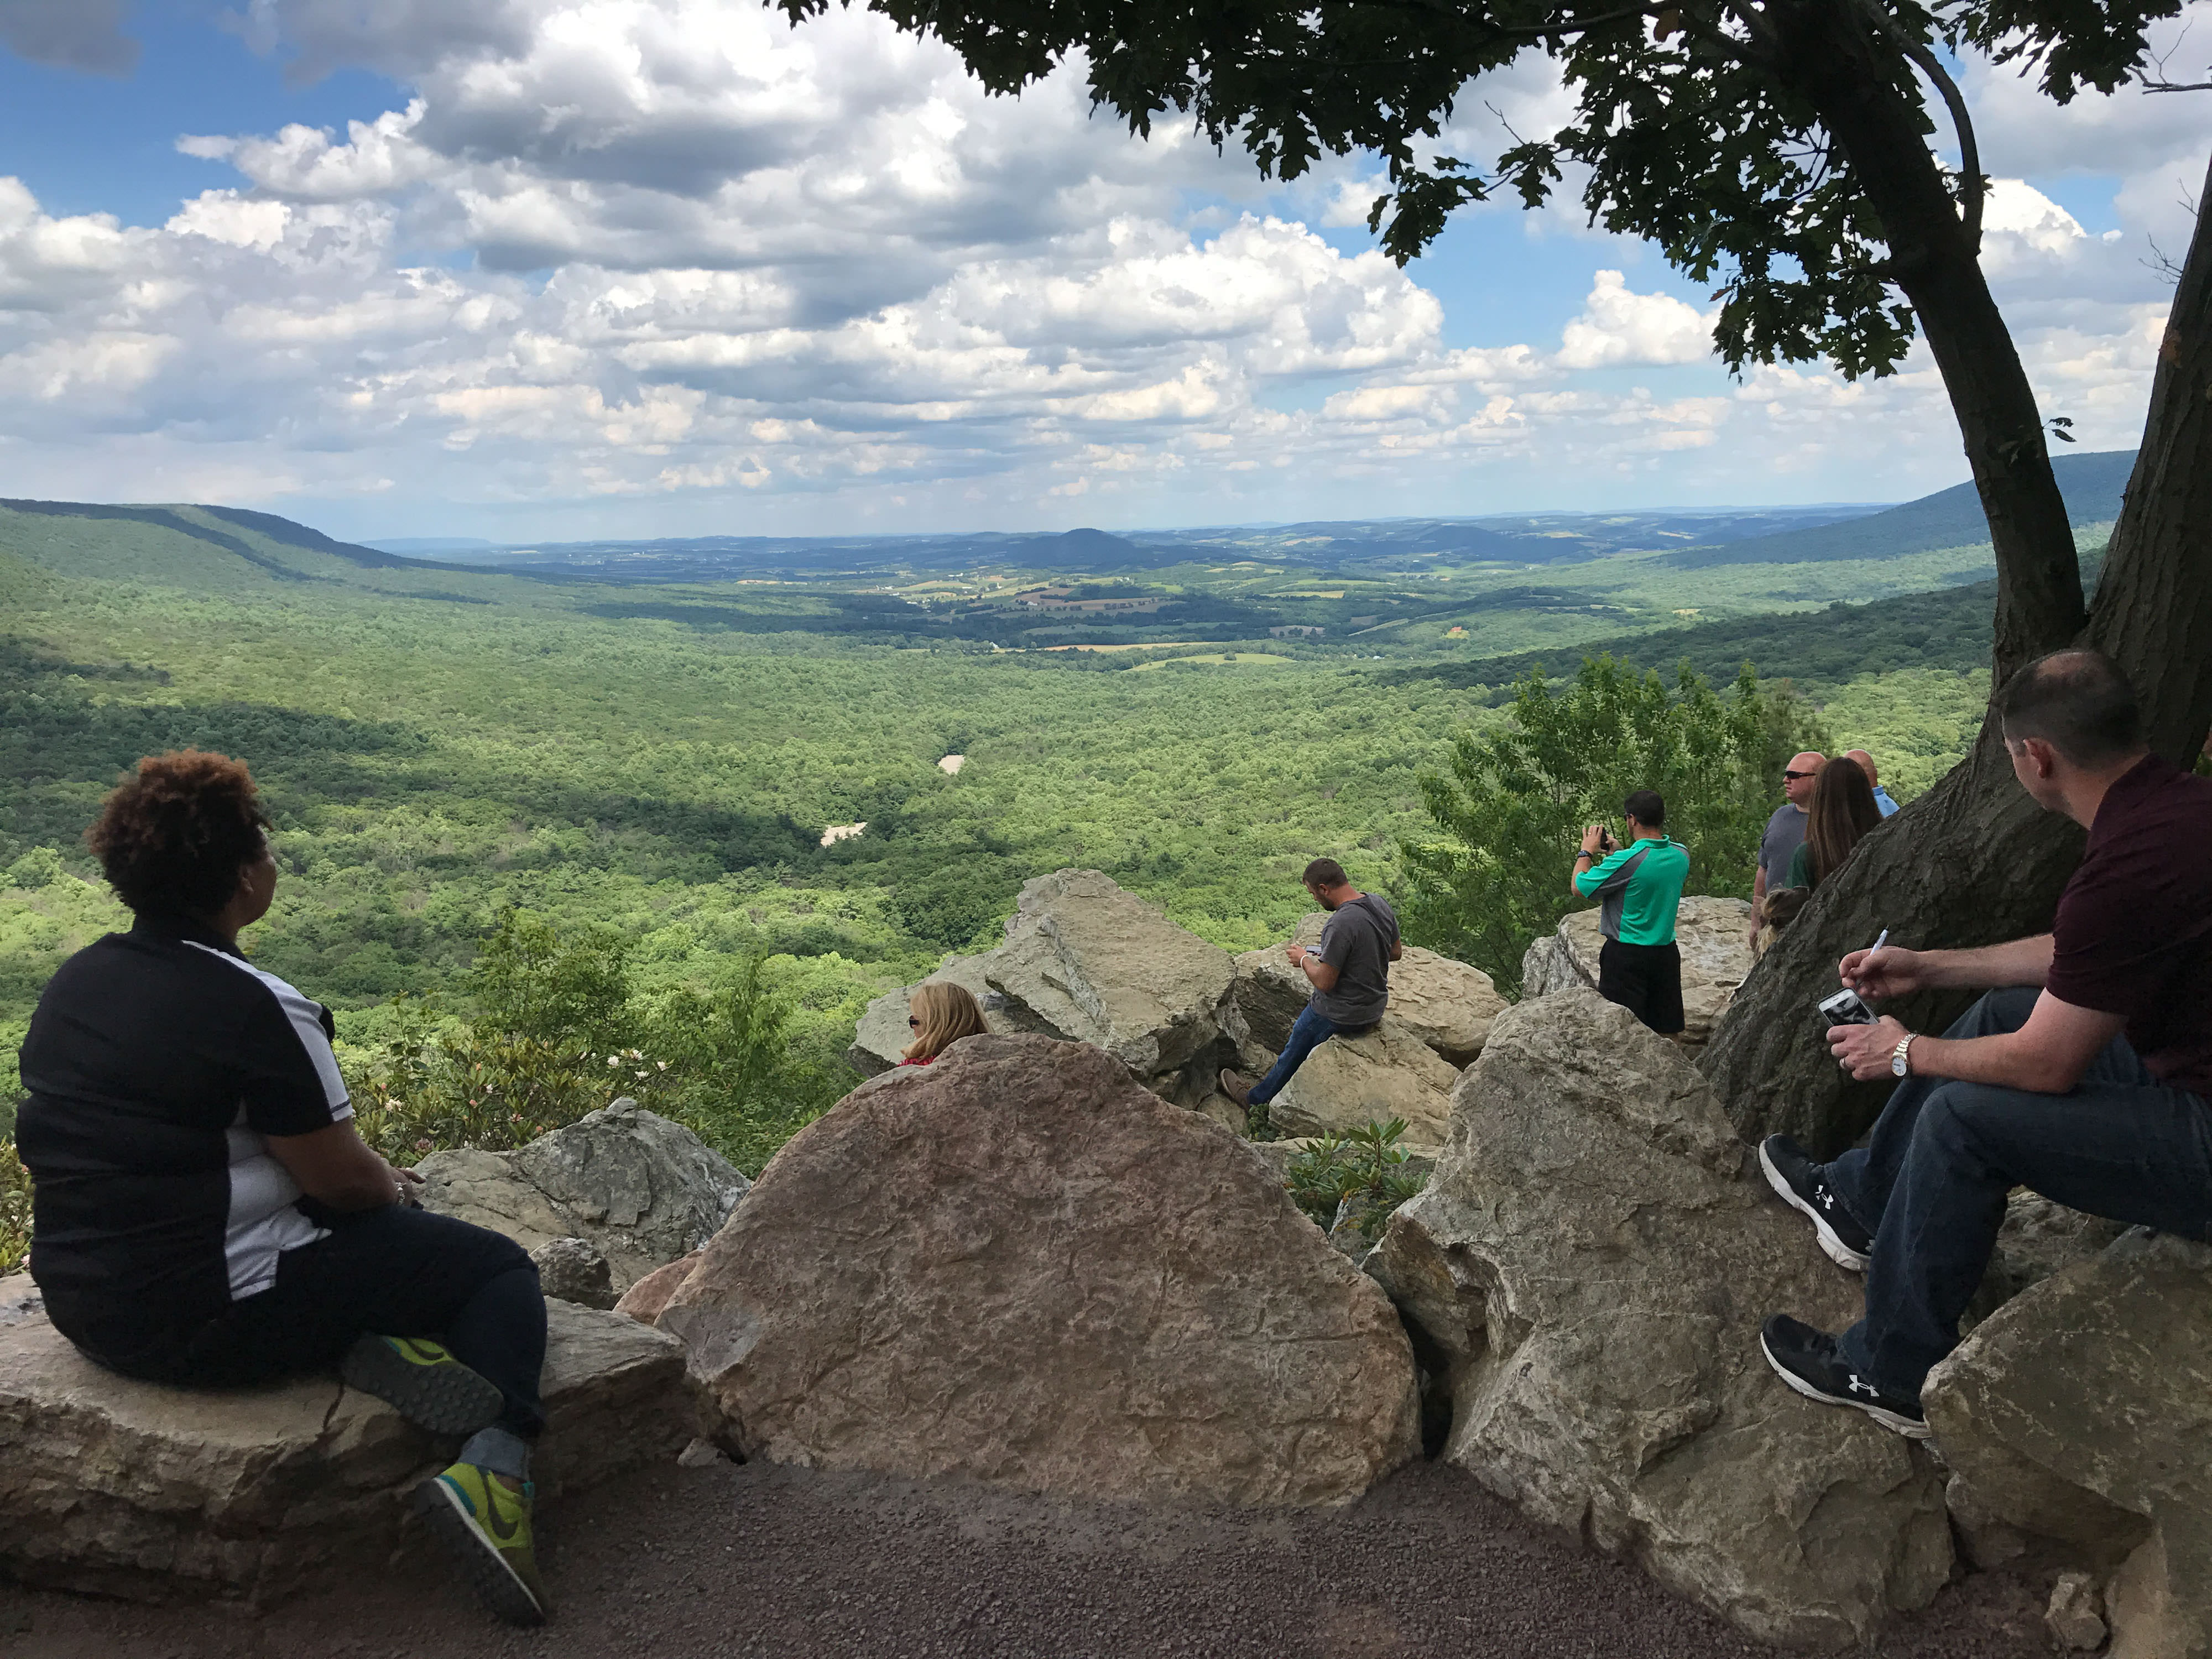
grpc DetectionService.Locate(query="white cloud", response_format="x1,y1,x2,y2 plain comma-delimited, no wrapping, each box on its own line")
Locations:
0,0,2195,530
1554,271,1717,369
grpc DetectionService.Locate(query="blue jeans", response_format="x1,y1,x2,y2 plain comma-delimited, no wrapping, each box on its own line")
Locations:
1249,1004,1343,1105
1820,987,2212,1399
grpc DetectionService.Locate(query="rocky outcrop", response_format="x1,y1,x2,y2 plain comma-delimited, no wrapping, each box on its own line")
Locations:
659,1033,1420,1507
531,1237,616,1310
1368,990,1951,1647
1965,1192,2130,1331
1924,1230,2212,1659
848,872,1238,1109
1266,1018,1457,1149
614,1249,703,1327
1234,912,1505,1067
414,1099,748,1293
0,1282,706,1601
1518,896,1754,1047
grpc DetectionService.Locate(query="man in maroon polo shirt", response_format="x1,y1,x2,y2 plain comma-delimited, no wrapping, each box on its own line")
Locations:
1753,649,2212,1437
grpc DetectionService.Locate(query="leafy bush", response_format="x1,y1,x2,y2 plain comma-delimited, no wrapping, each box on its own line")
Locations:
642,956,854,1173
0,1135,28,1277
346,911,848,1172
1400,655,1826,994
1285,1119,1426,1243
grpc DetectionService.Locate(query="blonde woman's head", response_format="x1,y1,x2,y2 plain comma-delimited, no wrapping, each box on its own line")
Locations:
901,980,988,1062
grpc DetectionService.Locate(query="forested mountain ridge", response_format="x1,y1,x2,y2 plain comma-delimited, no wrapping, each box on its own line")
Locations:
0,498,453,582
1663,449,2133,569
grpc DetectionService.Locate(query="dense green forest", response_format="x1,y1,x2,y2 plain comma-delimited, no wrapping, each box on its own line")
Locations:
0,477,2104,1264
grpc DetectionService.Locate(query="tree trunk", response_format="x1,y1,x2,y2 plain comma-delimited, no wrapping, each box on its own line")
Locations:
1704,156,2212,1154
1764,0,2086,684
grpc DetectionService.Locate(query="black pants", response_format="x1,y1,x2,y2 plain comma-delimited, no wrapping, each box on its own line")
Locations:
1596,937,1684,1034
107,1206,546,1437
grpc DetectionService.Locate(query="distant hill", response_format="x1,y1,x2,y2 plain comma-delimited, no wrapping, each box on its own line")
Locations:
1374,578,2003,701
0,499,466,587
1015,528,1152,569
1666,450,2134,567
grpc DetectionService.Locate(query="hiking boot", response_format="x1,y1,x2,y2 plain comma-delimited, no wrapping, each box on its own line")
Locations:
1759,1135,1873,1271
1759,1314,1929,1439
1218,1068,1256,1109
415,1461,551,1625
341,1333,503,1435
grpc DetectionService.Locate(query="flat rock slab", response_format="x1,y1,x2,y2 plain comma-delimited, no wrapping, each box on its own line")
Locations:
1368,990,1952,1646
1520,896,1752,1046
414,1099,748,1292
1926,1230,2212,1659
0,1283,705,1603
660,1033,1419,1507
1266,1016,1458,1147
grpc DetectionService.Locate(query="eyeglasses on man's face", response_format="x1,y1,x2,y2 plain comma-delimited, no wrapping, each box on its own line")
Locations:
1782,769,1818,781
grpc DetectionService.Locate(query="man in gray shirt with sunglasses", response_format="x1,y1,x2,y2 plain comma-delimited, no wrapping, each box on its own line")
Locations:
1749,751,1826,947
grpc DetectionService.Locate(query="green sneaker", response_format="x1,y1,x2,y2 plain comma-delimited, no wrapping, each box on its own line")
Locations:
414,1461,551,1625
340,1333,503,1435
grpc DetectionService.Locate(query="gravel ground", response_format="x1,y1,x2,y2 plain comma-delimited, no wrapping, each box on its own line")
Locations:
1,1457,2053,1659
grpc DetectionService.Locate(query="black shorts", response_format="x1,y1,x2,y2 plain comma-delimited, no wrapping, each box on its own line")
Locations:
1597,937,1686,1035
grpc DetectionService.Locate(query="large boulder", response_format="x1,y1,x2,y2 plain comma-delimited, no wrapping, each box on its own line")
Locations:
1924,1230,2212,1659
848,871,1238,1103
0,1276,705,1601
1265,1017,1458,1149
1234,912,1505,1067
1368,990,1951,1646
1516,896,1753,1047
987,869,1238,1078
414,1099,748,1293
658,1033,1420,1506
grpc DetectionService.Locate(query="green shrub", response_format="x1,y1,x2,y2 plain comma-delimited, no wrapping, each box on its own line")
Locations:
0,1135,28,1277
1284,1119,1426,1243
345,911,853,1174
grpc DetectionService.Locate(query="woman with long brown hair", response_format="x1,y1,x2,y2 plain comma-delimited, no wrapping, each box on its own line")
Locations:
1786,756,1885,889
900,980,988,1065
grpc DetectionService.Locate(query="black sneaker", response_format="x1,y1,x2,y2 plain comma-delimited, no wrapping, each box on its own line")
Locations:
1760,1314,1929,1439
1759,1135,1872,1271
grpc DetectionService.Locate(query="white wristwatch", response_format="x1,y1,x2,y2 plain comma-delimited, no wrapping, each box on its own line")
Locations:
1891,1035,1915,1078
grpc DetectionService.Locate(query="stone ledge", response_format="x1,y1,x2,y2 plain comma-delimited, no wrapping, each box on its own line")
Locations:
0,1279,707,1603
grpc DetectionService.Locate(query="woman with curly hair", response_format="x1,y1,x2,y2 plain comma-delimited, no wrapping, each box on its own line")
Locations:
14,752,552,1626
899,980,988,1065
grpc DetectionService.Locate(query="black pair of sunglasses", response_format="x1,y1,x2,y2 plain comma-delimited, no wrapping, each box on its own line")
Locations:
1782,768,1819,780
907,1016,921,1027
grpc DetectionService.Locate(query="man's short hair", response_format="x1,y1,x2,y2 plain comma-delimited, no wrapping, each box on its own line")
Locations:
1302,858,1349,889
1623,789,1665,828
1997,649,2143,768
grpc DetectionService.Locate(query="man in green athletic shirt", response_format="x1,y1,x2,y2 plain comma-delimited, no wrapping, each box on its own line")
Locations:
1570,789,1693,1035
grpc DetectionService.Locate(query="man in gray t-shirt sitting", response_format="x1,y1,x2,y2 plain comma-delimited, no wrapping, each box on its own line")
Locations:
1219,858,1401,1115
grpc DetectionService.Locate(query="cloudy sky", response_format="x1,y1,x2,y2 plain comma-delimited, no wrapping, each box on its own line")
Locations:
0,0,2204,541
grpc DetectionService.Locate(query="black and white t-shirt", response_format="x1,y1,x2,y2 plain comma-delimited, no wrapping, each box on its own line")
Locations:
15,912,352,1366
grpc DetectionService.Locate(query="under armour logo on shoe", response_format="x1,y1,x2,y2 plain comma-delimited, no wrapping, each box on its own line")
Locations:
1846,1375,1880,1398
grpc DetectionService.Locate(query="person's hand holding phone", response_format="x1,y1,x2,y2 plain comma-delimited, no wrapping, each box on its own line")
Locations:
1580,823,1613,858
